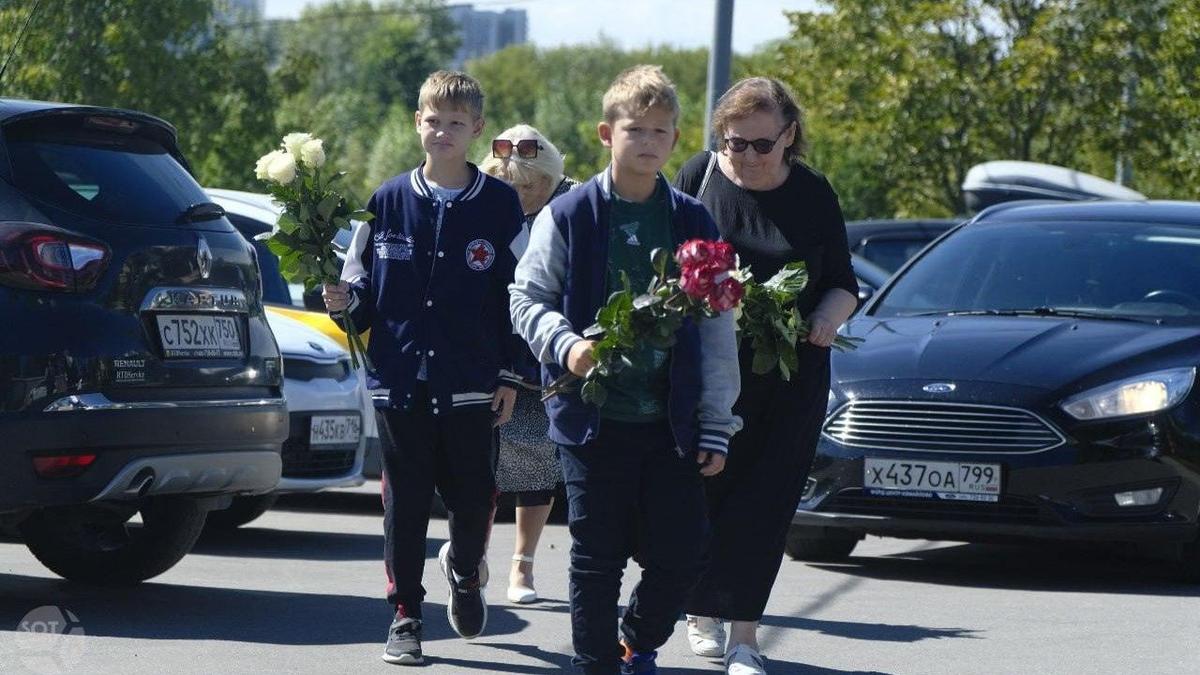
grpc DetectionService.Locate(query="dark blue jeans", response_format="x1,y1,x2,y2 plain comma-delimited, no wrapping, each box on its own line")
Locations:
558,419,709,674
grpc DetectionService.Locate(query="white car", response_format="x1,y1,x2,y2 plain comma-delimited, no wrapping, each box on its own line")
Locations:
206,310,368,528
206,187,385,479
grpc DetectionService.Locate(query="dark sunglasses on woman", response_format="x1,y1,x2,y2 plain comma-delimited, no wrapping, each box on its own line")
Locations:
721,122,793,155
492,138,542,159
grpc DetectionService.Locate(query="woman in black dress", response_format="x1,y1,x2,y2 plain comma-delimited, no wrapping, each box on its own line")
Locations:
674,77,859,675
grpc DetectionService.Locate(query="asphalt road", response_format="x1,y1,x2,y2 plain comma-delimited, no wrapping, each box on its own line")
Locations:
2,482,1197,674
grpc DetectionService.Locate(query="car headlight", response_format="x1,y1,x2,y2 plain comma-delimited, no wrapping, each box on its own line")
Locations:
1060,367,1196,420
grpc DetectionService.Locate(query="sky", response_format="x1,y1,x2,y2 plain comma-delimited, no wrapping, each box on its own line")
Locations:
262,0,822,53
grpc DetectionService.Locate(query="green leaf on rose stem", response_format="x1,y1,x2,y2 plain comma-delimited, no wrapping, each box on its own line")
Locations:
752,347,778,375
580,379,607,406
777,356,792,381
271,230,321,255
321,257,340,278
317,193,339,221
265,237,291,258
349,210,375,222
276,212,300,234
781,344,800,372
633,293,663,311
649,247,669,281
333,217,350,230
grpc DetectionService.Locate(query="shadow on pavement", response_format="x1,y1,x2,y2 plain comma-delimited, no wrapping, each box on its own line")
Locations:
0,573,529,646
762,613,979,643
274,490,386,516
801,540,1200,597
191,526,424,563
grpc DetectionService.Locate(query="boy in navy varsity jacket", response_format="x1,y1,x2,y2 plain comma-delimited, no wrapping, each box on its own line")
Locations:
323,71,525,666
509,65,742,675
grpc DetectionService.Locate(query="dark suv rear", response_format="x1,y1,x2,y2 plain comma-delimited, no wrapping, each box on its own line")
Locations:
0,100,287,583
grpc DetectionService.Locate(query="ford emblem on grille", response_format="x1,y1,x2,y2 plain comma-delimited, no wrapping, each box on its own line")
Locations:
923,382,957,393
196,234,213,279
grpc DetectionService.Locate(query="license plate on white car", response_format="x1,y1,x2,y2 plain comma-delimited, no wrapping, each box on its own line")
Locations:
310,414,362,447
156,315,243,358
864,458,1001,502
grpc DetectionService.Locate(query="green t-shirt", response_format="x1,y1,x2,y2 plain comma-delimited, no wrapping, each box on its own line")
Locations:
601,183,674,422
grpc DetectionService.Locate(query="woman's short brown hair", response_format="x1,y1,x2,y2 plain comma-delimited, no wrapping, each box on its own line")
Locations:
711,77,807,163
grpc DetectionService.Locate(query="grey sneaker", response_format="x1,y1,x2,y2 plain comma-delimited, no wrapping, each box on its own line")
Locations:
439,541,487,639
382,617,423,665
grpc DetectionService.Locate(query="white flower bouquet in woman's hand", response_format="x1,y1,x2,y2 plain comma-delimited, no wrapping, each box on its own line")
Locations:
254,132,374,370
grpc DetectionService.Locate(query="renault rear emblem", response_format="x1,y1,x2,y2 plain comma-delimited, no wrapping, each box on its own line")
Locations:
923,382,956,393
196,235,213,279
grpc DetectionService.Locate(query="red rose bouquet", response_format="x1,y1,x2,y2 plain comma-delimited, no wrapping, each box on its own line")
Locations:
542,239,746,405
542,239,862,404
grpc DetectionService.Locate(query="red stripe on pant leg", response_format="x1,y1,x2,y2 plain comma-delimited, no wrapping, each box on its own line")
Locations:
381,468,396,601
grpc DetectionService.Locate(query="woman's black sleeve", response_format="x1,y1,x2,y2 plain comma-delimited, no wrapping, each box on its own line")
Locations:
818,177,860,298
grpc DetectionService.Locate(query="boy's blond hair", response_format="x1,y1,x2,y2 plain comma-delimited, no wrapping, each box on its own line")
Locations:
417,70,484,119
602,65,680,124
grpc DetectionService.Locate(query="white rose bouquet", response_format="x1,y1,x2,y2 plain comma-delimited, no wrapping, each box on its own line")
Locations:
254,132,374,369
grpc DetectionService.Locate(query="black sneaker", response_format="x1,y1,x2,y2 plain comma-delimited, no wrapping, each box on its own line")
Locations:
439,541,488,639
382,617,423,665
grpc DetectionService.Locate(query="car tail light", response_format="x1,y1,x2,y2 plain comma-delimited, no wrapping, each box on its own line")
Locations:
32,453,97,478
0,222,110,292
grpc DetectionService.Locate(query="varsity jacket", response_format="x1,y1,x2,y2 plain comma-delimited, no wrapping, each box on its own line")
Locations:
339,163,527,414
508,167,743,454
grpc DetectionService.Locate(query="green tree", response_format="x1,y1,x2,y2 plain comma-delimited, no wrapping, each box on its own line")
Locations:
270,0,458,195
0,0,275,191
769,0,1199,218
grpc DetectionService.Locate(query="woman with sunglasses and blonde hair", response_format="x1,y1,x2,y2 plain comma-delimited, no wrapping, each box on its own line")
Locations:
673,77,859,675
478,124,578,605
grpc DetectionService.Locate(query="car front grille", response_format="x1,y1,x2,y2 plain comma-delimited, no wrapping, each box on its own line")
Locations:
280,413,357,479
818,489,1054,525
823,400,1064,454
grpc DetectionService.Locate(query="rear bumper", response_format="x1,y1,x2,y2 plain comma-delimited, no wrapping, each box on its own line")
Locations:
1,397,287,513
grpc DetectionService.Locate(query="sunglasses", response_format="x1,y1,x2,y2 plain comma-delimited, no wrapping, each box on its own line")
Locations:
492,138,542,159
721,122,793,155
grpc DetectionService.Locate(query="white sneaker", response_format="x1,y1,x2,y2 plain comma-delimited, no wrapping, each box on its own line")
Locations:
686,615,726,657
725,643,767,675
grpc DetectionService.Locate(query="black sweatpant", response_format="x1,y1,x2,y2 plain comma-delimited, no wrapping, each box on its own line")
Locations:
379,384,496,618
686,343,831,621
559,419,709,674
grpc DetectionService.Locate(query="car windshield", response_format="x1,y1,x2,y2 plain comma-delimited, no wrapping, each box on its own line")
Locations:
872,219,1200,323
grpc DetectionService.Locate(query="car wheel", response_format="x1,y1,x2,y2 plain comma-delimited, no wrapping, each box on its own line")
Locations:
204,493,280,529
785,525,862,562
19,497,208,585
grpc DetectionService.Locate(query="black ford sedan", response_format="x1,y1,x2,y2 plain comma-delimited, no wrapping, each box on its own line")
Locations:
791,200,1200,578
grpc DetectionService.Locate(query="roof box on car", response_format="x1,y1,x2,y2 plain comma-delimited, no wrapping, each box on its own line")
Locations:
962,160,1146,213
